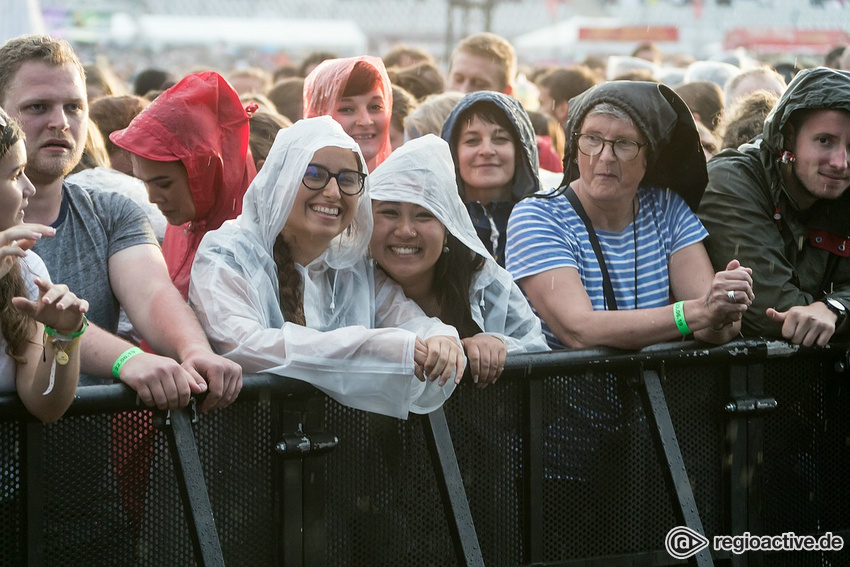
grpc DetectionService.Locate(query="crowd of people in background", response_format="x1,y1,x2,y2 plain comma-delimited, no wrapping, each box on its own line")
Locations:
1,28,850,423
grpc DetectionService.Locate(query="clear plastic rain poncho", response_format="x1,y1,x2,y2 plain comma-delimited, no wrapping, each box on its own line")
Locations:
189,117,460,419
369,135,549,354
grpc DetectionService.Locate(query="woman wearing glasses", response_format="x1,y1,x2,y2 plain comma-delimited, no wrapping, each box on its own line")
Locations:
506,81,754,350
189,117,465,418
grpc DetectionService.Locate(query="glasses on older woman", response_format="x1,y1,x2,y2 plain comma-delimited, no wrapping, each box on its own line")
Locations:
575,133,645,161
302,163,366,196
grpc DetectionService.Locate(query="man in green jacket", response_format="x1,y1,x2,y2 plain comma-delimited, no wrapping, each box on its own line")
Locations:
700,66,850,346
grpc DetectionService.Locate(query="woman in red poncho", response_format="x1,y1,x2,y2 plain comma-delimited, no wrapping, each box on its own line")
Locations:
303,56,393,172
110,71,257,299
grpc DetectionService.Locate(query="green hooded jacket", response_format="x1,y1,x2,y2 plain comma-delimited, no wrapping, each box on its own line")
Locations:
699,67,850,338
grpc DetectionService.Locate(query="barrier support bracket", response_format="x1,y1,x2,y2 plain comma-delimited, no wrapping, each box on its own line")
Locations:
165,407,224,567
639,367,714,567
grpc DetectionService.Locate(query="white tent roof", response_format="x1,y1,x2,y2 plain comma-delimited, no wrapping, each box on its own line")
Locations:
109,14,367,54
0,0,46,45
512,17,624,62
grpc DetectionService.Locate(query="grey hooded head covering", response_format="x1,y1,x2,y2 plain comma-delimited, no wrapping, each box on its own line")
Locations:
563,80,707,212
440,90,541,202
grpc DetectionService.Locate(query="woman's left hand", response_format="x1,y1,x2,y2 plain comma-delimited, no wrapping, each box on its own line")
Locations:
461,334,507,388
421,335,466,387
12,278,88,334
703,259,754,329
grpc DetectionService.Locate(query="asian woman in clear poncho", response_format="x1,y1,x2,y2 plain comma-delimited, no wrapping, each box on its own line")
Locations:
369,135,549,387
189,117,465,418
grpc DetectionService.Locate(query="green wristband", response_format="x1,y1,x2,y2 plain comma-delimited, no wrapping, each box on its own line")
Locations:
112,347,143,380
44,315,88,340
673,301,691,336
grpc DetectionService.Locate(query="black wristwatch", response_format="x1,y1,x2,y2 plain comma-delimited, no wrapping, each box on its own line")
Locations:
820,297,847,329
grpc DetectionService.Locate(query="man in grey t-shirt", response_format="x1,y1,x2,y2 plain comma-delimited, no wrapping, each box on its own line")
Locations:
0,34,241,412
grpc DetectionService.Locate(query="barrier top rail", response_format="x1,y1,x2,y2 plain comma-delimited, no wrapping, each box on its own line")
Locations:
1,338,846,421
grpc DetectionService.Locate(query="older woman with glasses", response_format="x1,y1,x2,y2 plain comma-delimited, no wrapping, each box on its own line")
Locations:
506,81,755,350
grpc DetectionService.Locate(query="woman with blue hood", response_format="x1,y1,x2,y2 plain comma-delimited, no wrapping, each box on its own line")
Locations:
700,67,850,346
441,91,540,267
506,81,754,350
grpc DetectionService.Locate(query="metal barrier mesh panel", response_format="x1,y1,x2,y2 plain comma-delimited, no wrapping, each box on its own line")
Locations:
196,399,275,566
0,422,22,566
3,398,277,567
664,364,724,543
447,377,525,566
761,357,850,567
41,411,193,566
3,352,849,566
324,398,457,566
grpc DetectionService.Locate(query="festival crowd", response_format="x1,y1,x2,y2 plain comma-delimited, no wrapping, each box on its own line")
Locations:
1,31,849,423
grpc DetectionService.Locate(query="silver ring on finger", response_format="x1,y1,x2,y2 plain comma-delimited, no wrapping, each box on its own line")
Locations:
727,290,737,303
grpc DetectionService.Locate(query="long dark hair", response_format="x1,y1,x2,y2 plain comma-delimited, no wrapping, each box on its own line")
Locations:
431,233,485,338
0,107,34,362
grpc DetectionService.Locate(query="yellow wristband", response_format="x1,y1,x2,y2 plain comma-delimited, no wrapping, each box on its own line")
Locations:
112,347,143,380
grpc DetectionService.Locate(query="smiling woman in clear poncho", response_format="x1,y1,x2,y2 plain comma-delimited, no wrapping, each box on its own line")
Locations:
369,135,549,387
189,116,465,418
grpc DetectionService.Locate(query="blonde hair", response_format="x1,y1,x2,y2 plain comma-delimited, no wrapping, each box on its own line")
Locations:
450,32,517,92
0,35,85,105
405,91,464,139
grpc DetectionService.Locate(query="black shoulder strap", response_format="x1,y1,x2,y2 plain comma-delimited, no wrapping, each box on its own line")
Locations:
564,187,618,311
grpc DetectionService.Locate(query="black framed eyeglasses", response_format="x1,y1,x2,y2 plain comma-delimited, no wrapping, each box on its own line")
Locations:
302,163,366,196
574,133,646,161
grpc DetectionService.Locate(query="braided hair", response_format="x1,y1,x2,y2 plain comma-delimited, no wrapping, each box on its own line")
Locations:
273,234,307,326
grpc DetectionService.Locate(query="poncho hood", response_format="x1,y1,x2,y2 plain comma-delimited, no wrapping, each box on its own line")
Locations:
111,71,255,227
563,80,706,212
237,116,373,270
369,134,493,262
303,55,393,169
110,71,256,298
440,90,541,202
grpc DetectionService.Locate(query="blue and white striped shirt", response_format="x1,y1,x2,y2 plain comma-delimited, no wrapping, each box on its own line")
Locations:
506,187,708,348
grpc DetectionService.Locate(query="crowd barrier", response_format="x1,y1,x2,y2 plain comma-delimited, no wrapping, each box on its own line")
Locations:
1,338,848,567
